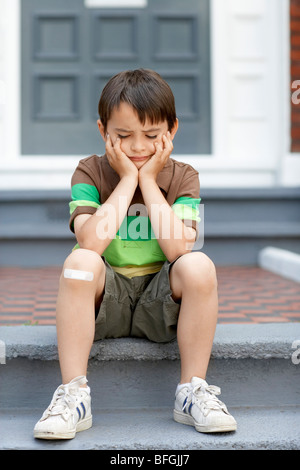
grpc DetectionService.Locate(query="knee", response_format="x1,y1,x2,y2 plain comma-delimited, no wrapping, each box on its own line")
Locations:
175,252,217,293
61,249,105,285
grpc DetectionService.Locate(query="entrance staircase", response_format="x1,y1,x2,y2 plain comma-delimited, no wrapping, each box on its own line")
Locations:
1,322,299,450
1,187,300,450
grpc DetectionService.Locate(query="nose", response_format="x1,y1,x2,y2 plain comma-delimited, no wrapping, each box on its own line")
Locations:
130,136,146,154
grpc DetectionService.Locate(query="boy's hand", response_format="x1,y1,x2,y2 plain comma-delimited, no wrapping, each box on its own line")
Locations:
138,132,173,183
106,135,138,181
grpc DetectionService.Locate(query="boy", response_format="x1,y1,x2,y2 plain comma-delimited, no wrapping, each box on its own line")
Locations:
34,69,236,440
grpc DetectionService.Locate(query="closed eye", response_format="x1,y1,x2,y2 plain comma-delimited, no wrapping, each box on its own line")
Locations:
117,134,130,139
146,135,157,139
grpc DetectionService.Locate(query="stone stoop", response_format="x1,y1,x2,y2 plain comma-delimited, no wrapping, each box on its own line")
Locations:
0,323,300,450
1,188,300,266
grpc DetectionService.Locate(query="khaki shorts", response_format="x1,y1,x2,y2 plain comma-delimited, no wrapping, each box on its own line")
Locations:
94,258,180,343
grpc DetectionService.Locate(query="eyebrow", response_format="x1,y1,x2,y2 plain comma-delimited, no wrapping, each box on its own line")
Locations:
115,127,161,133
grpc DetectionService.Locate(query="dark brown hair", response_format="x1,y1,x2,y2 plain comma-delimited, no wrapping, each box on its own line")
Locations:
98,69,177,132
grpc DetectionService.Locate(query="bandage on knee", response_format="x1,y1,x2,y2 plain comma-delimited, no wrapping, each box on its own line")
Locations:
64,268,94,281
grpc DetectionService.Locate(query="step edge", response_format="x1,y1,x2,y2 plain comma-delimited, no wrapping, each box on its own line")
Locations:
2,226,299,242
1,323,299,362
1,187,300,201
1,407,300,451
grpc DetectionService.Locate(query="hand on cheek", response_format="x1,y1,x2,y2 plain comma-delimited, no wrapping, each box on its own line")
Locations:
139,131,173,181
105,134,138,180
154,132,173,159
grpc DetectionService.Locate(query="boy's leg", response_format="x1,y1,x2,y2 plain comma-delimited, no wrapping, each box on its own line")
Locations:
34,248,104,439
56,248,105,384
169,251,218,383
170,252,237,432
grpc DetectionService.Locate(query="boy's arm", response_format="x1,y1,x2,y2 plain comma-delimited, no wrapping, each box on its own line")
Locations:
75,137,138,254
139,134,197,263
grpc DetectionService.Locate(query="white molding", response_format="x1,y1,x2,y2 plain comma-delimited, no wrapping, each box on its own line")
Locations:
84,0,147,7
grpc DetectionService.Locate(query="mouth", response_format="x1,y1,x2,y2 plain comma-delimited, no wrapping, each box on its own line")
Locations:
129,156,150,162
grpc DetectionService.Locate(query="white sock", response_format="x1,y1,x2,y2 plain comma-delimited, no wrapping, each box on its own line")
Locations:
176,382,191,394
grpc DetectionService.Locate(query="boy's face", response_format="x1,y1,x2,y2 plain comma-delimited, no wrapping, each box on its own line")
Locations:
98,102,178,169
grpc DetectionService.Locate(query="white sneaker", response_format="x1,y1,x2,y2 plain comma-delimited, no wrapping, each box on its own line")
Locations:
173,377,237,433
34,376,92,440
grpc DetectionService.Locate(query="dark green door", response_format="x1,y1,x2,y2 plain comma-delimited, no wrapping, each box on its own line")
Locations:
21,0,211,155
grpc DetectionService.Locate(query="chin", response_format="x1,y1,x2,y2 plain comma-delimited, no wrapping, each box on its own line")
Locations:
134,158,150,169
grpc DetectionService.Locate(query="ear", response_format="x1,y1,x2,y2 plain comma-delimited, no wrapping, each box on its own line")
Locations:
170,118,179,140
97,119,106,141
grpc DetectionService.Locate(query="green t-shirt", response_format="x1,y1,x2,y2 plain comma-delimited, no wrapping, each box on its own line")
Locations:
69,154,201,268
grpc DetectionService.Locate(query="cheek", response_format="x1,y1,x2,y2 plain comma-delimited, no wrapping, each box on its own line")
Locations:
111,135,127,150
119,140,130,154
152,136,163,151
150,141,157,153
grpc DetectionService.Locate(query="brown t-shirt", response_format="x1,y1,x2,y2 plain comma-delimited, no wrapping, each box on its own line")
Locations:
69,154,200,271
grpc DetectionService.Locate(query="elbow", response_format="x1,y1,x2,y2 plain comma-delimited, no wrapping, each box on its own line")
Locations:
76,227,89,250
166,242,194,264
76,228,101,254
77,228,113,256
166,230,196,262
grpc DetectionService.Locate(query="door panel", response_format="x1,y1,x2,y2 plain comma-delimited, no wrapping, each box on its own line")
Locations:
21,0,211,155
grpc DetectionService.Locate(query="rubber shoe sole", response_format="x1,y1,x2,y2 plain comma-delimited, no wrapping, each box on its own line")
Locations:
173,409,237,433
34,415,92,440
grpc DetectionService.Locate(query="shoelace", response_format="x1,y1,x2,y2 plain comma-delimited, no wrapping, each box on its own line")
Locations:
48,384,78,416
43,384,82,419
182,384,227,415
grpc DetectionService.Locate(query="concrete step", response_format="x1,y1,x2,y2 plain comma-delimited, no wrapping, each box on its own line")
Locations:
0,323,300,450
1,406,299,450
1,188,300,266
